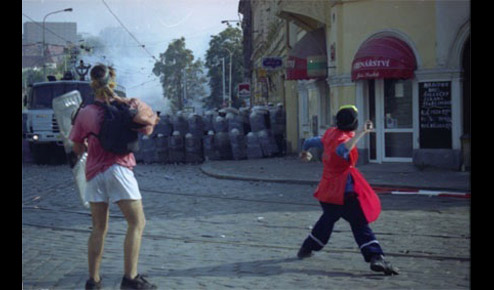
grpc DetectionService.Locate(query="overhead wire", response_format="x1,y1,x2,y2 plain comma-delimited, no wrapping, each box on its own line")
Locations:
22,9,157,91
22,13,76,45
101,0,158,62
99,0,165,91
24,3,218,90
127,78,161,89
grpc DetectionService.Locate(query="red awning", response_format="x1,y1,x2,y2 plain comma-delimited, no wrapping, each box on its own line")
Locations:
286,56,308,80
351,36,416,81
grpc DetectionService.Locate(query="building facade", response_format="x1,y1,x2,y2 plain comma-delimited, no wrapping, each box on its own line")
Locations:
23,22,80,46
240,0,470,170
22,22,82,70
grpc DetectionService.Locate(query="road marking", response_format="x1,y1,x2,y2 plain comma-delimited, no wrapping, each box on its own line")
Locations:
373,187,470,198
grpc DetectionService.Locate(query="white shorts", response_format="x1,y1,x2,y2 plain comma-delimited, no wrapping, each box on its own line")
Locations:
85,164,142,204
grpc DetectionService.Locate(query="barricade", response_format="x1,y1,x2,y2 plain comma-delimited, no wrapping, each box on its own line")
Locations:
239,107,251,134
188,114,205,139
155,134,169,163
203,130,217,161
185,133,203,163
138,134,157,164
132,106,286,164
203,110,216,132
249,106,270,132
258,129,279,157
154,114,173,137
214,131,232,160
213,116,228,133
168,131,185,163
246,132,263,159
172,112,189,136
230,128,247,160
226,112,244,135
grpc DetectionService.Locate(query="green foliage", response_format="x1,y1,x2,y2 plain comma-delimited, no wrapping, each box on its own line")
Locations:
185,58,208,107
152,27,244,112
204,27,244,109
153,37,207,113
22,69,45,86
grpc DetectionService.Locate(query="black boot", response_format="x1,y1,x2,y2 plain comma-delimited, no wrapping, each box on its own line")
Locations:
85,277,102,290
370,255,399,275
297,245,313,259
121,274,157,289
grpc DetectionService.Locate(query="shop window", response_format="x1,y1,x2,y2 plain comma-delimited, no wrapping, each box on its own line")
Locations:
384,79,413,129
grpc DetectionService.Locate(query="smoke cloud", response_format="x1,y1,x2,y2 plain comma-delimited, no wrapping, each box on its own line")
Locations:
81,26,171,115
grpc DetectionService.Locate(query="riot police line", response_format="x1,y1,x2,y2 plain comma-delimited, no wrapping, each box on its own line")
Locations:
134,104,287,164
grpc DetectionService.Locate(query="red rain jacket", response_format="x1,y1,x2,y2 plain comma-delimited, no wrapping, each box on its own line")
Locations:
313,127,381,223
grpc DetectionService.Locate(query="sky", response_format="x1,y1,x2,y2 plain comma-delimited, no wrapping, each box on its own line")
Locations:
22,0,242,113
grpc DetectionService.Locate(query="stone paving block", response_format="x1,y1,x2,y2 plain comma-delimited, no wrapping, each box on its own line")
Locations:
22,163,470,289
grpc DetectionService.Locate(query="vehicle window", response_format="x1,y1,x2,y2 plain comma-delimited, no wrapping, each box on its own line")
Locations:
53,85,65,101
77,84,94,103
29,82,123,109
64,84,78,94
31,86,54,109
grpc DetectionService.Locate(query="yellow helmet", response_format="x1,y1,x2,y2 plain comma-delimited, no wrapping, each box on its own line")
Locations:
338,104,358,113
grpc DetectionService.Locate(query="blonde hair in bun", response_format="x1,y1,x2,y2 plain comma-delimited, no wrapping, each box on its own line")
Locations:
90,64,117,104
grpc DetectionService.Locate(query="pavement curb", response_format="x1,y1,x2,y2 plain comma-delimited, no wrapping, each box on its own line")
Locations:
200,163,471,198
200,165,318,185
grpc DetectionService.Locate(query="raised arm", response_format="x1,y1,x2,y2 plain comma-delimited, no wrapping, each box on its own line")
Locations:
344,120,373,151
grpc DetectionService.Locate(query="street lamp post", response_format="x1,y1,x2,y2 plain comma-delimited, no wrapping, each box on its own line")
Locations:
225,48,233,107
221,19,240,107
183,68,187,110
42,8,73,80
222,58,226,107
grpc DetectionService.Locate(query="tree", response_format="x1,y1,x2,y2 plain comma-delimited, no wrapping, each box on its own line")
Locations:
22,69,45,86
205,27,244,109
153,37,207,113
184,58,208,111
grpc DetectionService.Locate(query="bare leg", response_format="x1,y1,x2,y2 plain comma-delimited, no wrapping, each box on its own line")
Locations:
88,202,110,282
117,199,146,280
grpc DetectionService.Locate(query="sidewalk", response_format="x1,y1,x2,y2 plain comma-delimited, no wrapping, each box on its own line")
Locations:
200,155,471,194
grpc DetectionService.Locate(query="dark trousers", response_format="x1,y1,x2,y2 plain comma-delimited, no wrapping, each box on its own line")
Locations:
302,194,384,262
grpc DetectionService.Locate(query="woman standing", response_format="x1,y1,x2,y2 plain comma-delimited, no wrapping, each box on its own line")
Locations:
70,64,158,289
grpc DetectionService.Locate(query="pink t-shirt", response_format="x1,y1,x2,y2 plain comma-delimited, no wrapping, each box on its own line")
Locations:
69,104,136,181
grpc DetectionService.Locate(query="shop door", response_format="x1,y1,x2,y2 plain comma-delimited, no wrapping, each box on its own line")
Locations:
298,88,310,140
369,79,413,162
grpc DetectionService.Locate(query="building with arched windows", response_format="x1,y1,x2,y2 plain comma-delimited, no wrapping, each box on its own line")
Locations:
240,0,470,170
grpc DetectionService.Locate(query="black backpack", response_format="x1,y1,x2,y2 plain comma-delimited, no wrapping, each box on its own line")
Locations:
91,101,143,155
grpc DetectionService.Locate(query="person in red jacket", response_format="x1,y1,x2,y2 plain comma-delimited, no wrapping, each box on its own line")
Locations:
297,105,399,275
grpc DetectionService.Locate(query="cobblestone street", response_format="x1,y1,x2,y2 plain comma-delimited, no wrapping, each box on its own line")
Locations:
22,162,470,289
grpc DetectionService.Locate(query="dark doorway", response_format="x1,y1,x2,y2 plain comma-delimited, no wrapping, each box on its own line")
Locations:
462,36,470,135
461,35,471,171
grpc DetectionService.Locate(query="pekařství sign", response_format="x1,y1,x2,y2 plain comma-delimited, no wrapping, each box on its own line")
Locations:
352,59,390,70
351,56,415,81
